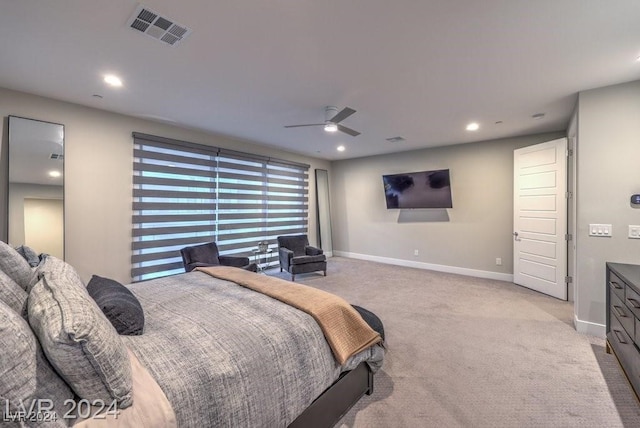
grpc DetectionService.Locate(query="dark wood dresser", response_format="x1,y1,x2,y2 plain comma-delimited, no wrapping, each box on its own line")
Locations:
606,262,640,398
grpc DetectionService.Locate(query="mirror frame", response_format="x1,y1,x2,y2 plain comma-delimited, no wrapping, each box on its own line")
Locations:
7,115,65,258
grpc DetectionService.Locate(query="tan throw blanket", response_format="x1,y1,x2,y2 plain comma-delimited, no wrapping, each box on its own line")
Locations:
196,266,381,365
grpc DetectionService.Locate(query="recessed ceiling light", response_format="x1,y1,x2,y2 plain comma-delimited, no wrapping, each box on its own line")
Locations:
466,122,479,131
104,74,123,87
337,145,345,152
48,170,61,178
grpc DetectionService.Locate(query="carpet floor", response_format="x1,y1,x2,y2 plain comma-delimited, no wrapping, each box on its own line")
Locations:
268,257,640,427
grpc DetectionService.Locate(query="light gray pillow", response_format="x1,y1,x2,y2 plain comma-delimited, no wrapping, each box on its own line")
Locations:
0,269,28,318
0,240,37,291
28,256,133,408
15,245,43,267
0,300,73,428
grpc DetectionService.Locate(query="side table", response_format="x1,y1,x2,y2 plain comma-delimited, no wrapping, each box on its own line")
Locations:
252,248,273,273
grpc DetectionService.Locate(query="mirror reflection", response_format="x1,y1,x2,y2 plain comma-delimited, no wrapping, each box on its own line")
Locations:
315,169,332,254
8,116,64,258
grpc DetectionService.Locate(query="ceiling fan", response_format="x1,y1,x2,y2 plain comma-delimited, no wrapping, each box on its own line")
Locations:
284,106,361,137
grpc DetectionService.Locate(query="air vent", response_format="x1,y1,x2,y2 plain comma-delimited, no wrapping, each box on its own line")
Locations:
127,5,192,46
50,153,64,160
385,136,406,143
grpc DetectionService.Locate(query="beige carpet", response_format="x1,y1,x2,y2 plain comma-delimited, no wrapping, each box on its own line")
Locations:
269,257,640,427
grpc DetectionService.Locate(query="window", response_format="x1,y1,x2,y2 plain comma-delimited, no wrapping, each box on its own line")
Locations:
131,133,309,281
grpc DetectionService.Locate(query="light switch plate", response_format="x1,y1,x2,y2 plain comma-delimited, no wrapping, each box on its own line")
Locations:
629,225,640,239
589,224,613,237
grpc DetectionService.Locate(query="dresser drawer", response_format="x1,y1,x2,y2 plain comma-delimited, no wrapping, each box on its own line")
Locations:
611,292,634,338
625,285,640,319
609,271,626,302
609,313,640,394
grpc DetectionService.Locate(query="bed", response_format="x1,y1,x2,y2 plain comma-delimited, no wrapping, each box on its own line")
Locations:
0,242,384,427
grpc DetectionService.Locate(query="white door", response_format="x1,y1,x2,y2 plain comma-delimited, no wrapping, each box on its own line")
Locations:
513,138,567,300
24,198,64,259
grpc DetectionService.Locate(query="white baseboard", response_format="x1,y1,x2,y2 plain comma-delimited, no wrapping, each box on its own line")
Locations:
332,251,606,339
574,314,606,338
333,251,514,282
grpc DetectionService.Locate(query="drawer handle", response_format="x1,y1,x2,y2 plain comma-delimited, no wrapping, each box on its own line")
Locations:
613,329,628,344
610,281,623,290
613,305,627,318
627,298,640,309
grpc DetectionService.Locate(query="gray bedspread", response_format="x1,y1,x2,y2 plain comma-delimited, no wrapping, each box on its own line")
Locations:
121,271,383,428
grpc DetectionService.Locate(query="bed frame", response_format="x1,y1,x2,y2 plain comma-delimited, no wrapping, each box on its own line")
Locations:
288,362,374,428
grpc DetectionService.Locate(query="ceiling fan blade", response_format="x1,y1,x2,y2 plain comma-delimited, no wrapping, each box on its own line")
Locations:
329,107,356,124
284,123,325,128
338,124,361,137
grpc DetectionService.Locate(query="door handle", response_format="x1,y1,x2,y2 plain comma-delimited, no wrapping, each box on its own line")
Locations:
513,232,520,241
613,305,627,318
613,329,628,344
609,281,623,290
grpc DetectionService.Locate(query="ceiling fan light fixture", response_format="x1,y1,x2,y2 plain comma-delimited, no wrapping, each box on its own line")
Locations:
324,122,338,132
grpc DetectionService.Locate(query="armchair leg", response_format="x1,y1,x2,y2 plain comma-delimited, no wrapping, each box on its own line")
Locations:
324,270,327,276
291,274,295,281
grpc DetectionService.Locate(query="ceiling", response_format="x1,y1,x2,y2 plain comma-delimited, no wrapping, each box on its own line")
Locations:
1,1,639,161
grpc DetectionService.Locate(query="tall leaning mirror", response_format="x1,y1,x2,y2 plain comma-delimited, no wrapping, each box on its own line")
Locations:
315,169,333,255
8,116,64,258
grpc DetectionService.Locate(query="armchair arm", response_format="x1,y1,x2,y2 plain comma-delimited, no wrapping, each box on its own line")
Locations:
305,246,324,256
219,255,251,268
278,247,294,271
185,261,216,272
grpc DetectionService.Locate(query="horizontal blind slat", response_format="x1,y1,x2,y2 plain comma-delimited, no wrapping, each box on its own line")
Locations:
133,162,215,178
133,214,217,223
133,224,215,237
133,202,216,211
132,235,216,250
135,189,216,200
134,176,217,189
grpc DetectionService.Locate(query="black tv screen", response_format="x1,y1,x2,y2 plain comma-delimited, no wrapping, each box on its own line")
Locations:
382,169,453,209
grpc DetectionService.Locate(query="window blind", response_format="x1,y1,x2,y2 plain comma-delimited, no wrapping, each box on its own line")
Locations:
132,133,309,281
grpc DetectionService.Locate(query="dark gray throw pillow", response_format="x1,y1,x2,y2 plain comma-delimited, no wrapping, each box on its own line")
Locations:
87,275,145,336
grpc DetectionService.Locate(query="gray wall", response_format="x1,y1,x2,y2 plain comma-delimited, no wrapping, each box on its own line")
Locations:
330,132,565,279
574,80,640,335
0,87,329,284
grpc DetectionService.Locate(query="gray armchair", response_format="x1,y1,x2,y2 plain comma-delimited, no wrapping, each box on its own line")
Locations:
180,242,257,272
277,235,327,281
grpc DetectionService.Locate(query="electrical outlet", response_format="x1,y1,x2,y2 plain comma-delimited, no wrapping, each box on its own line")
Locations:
629,225,640,239
414,249,419,256
496,258,502,266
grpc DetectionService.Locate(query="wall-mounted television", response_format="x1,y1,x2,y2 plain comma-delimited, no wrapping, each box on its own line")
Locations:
382,169,453,209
